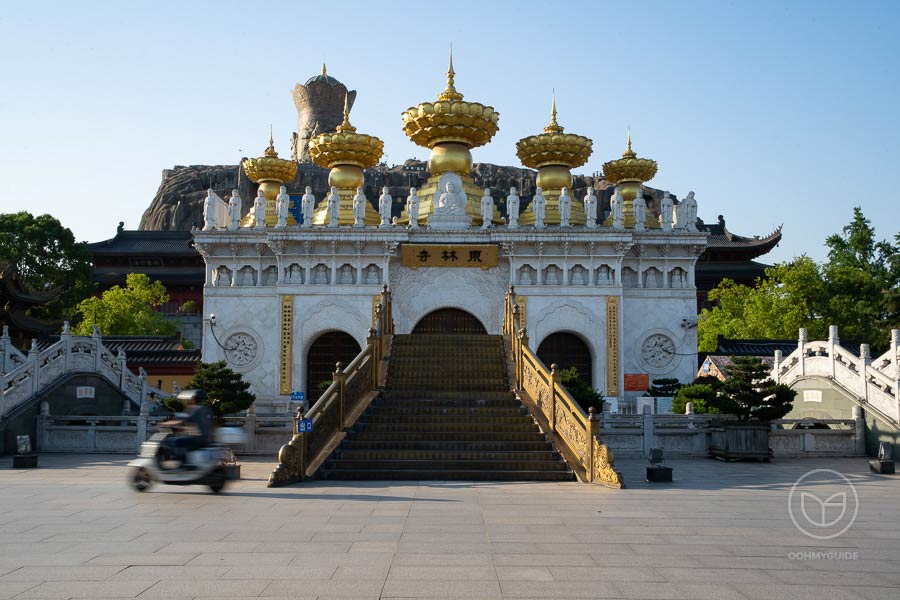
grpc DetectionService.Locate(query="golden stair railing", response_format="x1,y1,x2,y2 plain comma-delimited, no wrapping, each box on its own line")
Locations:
268,286,393,486
503,287,624,488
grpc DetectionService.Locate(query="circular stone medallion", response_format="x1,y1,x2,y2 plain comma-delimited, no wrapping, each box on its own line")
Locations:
224,333,258,367
641,333,676,369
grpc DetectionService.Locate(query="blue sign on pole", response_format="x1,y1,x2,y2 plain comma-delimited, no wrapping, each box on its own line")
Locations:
297,418,313,434
290,391,305,402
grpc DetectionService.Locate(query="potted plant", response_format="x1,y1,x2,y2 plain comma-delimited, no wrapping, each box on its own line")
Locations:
186,361,255,479
706,357,796,461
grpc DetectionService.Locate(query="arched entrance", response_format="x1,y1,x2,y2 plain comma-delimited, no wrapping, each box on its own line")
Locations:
306,331,361,402
537,332,593,387
412,308,487,334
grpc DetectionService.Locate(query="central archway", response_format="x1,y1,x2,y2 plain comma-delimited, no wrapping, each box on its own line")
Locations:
306,331,361,402
412,308,487,335
537,332,593,387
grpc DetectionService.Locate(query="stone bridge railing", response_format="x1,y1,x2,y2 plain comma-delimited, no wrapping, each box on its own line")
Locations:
0,324,170,420
773,326,900,426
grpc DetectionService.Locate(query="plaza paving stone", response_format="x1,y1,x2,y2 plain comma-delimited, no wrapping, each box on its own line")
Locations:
0,454,898,599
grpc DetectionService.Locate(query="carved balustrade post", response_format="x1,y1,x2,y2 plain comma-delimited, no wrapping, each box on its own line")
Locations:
798,328,808,377
891,329,900,381
773,351,783,383
517,329,528,387
828,325,839,379
92,327,103,372
28,340,40,398
588,407,599,483
367,328,379,390
61,321,71,373
0,325,9,373
859,344,871,406
334,362,346,429
550,364,560,431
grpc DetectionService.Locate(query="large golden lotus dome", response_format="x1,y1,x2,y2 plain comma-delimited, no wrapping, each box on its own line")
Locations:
601,131,657,190
401,54,499,150
516,97,592,169
242,134,298,185
308,95,384,169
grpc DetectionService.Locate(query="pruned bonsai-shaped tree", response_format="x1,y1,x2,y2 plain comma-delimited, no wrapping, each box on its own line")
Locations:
559,367,604,413
165,361,255,422
673,381,720,415
711,356,796,421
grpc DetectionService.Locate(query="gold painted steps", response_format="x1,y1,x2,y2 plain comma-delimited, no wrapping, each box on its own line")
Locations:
318,333,574,481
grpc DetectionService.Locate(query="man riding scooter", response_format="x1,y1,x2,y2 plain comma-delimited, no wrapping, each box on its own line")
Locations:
159,389,214,469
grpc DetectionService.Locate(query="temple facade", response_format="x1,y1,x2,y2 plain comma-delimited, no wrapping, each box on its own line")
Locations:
192,58,710,414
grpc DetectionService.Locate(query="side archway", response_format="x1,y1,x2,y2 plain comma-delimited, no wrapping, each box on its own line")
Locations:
537,332,593,388
305,331,361,402
412,308,487,334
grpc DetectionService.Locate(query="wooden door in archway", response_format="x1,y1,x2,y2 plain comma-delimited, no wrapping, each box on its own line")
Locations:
537,332,593,387
306,331,361,402
412,309,487,335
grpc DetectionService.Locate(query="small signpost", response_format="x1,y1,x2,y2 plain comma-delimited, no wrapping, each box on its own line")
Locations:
290,391,305,402
296,418,313,434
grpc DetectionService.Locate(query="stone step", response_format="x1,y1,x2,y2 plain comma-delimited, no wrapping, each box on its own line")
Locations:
324,459,571,471
388,383,510,391
339,440,555,452
319,469,575,481
350,431,549,443
361,414,535,426
353,422,542,433
333,450,560,461
381,391,517,401
369,405,528,417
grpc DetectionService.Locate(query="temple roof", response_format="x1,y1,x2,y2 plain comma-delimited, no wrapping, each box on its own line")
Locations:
697,215,782,261
39,335,201,366
304,64,343,87
88,230,197,256
704,336,862,360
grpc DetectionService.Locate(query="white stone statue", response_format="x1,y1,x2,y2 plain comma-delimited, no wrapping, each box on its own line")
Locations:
558,187,572,227
611,187,624,230
352,186,366,228
228,189,242,230
682,191,698,232
583,188,597,229
645,269,658,287
480,188,494,230
532,187,546,229
203,189,225,231
435,181,466,215
660,191,674,232
327,186,340,228
301,186,315,228
633,189,646,231
378,186,392,227
506,186,520,229
275,186,290,228
253,189,266,229
407,187,420,229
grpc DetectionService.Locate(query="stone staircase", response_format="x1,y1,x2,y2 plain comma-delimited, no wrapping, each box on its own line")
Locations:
319,334,574,481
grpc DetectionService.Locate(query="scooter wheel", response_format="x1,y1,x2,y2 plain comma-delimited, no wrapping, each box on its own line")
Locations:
208,468,227,494
130,467,153,492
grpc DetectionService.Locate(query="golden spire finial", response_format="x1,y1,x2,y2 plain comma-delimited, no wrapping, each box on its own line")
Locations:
437,46,464,102
336,92,357,133
543,90,564,134
622,127,636,158
322,62,327,76
265,126,278,157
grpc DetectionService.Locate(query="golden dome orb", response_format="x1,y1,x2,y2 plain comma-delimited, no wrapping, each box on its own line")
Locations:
242,132,298,184
401,51,500,150
516,96,592,169
601,130,657,185
308,94,384,169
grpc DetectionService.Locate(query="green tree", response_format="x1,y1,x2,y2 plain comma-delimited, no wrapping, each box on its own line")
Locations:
673,383,720,415
558,367,604,413
0,212,93,319
73,273,178,336
647,378,682,398
711,357,795,421
698,207,898,352
185,361,255,421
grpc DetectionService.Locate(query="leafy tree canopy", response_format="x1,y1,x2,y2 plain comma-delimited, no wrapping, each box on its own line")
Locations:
0,212,93,319
558,367,604,413
672,382,720,415
714,357,795,421
73,273,178,336
698,207,899,352
186,361,255,420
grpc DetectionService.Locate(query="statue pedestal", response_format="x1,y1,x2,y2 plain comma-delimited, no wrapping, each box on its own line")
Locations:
428,213,472,230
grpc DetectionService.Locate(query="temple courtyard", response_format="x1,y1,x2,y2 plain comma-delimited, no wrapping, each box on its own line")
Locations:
1,456,898,600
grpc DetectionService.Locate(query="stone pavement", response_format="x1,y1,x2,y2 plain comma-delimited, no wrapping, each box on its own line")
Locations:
1,455,899,599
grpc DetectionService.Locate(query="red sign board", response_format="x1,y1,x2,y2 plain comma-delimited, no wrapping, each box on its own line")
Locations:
624,374,650,391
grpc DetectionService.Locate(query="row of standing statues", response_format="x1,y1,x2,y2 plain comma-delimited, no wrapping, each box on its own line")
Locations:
203,183,699,233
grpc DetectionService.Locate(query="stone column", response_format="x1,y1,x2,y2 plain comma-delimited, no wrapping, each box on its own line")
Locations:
642,403,655,457
852,405,865,455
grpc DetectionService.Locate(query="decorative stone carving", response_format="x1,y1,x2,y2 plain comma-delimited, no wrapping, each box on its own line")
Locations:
407,187,420,229
326,187,340,228
611,187,624,230
275,186,290,228
428,173,471,230
228,190,242,230
558,187,572,227
660,191,673,232
225,333,258,367
641,333,676,369
378,186,392,228
633,189,646,231
583,188,597,229
352,187,366,228
214,266,232,287
285,263,303,284
506,187,520,229
480,188,494,230
301,186,315,228
532,187,546,229
253,189,266,230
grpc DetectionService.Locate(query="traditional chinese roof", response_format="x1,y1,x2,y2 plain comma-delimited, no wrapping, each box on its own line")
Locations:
701,336,863,363
39,335,201,367
697,216,782,261
88,229,198,256
0,262,62,340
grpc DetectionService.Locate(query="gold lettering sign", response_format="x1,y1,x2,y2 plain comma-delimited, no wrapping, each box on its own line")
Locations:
515,296,527,328
401,244,498,270
279,295,294,395
606,296,619,396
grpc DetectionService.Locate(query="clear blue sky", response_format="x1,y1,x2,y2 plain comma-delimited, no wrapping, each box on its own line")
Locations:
1,0,898,263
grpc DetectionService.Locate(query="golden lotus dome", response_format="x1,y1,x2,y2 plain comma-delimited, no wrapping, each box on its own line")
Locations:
517,97,591,227
242,134,298,186
308,95,384,169
601,131,658,195
516,97,592,170
401,52,499,179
